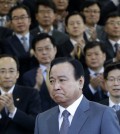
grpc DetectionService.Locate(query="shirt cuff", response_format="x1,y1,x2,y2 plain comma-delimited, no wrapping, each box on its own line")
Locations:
111,0,119,6
8,107,17,119
0,114,2,119
89,84,97,94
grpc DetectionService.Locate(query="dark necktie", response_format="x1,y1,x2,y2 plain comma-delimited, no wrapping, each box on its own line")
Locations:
60,110,70,134
114,43,119,52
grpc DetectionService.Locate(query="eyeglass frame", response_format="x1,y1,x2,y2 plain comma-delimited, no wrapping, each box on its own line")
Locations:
106,76,120,84
11,15,30,21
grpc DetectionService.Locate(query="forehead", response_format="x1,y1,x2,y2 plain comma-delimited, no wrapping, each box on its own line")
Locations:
86,46,102,53
106,17,120,22
68,15,83,22
38,5,53,10
12,8,28,16
0,57,17,68
85,4,100,9
50,62,74,76
35,38,53,47
108,69,120,76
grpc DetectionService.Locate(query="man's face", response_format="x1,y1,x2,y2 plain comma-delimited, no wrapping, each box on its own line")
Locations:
83,4,100,26
105,17,120,38
0,57,19,92
53,0,68,11
49,62,84,108
66,15,85,37
34,38,57,65
11,8,31,34
36,5,55,28
85,46,106,70
0,0,17,16
105,69,120,98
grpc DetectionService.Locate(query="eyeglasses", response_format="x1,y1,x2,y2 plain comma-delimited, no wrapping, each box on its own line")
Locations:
0,1,15,6
107,76,120,84
106,21,120,26
84,10,100,14
11,16,30,21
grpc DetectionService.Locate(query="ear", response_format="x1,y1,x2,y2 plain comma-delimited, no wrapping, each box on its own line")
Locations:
79,76,84,89
16,71,20,79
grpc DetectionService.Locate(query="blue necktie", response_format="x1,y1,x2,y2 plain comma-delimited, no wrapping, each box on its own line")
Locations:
60,110,70,134
112,105,120,112
21,36,29,52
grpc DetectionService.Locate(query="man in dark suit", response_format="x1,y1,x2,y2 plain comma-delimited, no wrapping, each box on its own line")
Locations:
83,41,108,102
30,0,69,47
34,57,120,134
0,54,41,134
2,4,37,77
100,62,120,124
103,11,120,61
21,33,57,112
79,1,105,41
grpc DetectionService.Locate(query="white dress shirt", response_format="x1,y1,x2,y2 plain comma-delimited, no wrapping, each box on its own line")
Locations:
58,94,83,130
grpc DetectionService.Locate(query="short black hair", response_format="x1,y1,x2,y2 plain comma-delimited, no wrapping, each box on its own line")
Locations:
0,54,20,71
65,11,86,26
104,11,120,25
8,4,31,20
50,57,84,80
104,62,120,79
84,41,106,55
32,33,57,50
35,0,56,14
79,1,101,12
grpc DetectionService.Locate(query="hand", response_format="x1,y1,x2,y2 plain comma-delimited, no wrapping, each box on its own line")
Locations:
90,74,103,89
34,68,44,90
89,27,97,41
0,95,5,112
1,93,15,113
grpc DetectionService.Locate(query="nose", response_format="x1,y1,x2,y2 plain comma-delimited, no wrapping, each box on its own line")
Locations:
53,81,60,90
5,71,10,78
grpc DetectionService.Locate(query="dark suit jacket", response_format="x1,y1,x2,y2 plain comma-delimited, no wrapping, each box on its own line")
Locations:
83,68,108,102
103,38,116,61
100,98,120,124
1,34,38,76
0,85,41,134
21,67,57,112
30,26,69,46
34,96,120,134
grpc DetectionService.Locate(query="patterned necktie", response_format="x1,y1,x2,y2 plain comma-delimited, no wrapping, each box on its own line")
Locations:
21,36,29,52
112,105,120,112
60,110,70,134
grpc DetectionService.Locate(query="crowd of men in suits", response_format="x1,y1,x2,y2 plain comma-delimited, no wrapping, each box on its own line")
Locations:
0,0,120,133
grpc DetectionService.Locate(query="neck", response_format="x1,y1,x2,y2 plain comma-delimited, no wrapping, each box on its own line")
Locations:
71,35,84,42
108,36,120,42
90,66,103,72
110,96,120,104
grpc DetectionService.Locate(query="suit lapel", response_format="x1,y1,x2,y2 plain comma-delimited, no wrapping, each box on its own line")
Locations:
47,107,59,134
68,97,89,134
13,85,22,107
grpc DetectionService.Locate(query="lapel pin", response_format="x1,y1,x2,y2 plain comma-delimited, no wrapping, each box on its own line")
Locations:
16,98,20,101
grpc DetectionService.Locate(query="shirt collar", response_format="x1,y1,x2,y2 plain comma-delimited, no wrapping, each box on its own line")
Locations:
88,67,104,76
38,25,53,35
59,94,83,118
70,38,77,47
109,98,120,107
15,32,30,41
39,64,48,73
0,85,15,95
